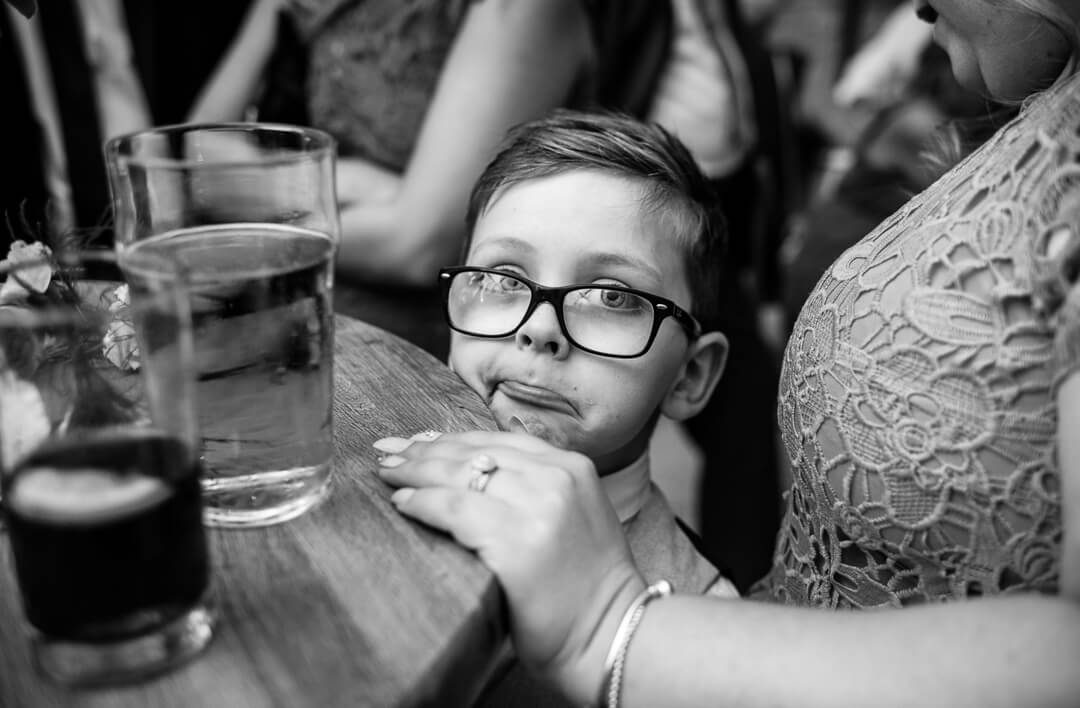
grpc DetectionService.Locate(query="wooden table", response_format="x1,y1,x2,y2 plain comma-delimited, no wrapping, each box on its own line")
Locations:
0,316,506,707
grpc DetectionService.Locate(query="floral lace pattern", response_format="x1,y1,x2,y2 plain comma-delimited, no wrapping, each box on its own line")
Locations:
758,74,1080,608
294,0,472,167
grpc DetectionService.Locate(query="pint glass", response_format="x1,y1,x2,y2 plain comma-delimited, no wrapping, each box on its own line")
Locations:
107,124,340,527
0,250,213,685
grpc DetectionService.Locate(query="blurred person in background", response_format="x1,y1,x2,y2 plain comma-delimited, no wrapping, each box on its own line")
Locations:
190,0,674,359
0,0,252,250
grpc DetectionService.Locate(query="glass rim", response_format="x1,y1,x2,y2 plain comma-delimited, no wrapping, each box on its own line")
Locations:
105,121,338,170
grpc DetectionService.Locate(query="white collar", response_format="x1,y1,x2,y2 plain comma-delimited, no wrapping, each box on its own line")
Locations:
599,453,651,524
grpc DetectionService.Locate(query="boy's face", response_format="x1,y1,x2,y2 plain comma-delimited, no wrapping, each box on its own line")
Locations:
449,170,697,472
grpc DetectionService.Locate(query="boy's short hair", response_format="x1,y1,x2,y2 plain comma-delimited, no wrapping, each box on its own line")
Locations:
465,109,728,330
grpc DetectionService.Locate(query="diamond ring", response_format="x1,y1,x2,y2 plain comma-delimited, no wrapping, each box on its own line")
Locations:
466,454,498,493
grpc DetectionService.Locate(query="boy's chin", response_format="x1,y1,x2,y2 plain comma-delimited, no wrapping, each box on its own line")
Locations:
492,408,650,475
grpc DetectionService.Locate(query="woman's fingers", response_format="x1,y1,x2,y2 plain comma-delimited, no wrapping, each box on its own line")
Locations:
379,451,496,491
378,445,577,509
372,429,443,454
390,486,519,551
375,431,588,494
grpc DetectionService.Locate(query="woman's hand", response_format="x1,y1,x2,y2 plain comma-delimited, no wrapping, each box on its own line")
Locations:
375,430,645,703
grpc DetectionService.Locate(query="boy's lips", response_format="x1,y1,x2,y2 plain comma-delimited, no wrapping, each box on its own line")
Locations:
494,381,577,415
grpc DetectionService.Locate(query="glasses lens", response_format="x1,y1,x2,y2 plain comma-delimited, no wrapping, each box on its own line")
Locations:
563,287,653,356
447,270,532,336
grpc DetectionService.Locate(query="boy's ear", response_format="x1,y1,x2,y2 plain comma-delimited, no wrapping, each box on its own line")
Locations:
661,331,728,421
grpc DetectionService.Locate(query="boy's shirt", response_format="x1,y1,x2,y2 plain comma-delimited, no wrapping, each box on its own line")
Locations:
473,453,737,708
600,453,737,598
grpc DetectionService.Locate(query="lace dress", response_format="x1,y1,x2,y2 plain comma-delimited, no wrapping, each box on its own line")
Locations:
757,72,1080,608
287,0,472,167
288,0,668,169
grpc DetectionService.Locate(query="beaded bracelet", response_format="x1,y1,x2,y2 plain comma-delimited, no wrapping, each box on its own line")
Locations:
597,579,673,708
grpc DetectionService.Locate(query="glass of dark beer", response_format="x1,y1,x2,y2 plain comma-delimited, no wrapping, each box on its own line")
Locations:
0,249,214,686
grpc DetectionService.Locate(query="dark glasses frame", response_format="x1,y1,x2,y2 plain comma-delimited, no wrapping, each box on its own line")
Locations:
438,266,701,359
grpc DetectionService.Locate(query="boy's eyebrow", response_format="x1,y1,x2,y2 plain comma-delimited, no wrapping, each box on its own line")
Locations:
473,236,664,284
471,235,535,257
580,252,664,285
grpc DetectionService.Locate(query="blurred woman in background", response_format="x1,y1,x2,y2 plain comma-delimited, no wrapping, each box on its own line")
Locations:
191,0,673,358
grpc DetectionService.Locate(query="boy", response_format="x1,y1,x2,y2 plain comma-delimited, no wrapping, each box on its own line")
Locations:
376,110,737,705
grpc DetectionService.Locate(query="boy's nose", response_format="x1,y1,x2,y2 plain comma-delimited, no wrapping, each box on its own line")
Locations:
514,302,570,359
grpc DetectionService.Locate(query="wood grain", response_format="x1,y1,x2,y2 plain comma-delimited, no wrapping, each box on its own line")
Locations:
0,316,506,707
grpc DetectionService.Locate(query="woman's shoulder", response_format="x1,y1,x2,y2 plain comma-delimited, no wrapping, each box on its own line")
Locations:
1021,69,1080,125
849,70,1080,266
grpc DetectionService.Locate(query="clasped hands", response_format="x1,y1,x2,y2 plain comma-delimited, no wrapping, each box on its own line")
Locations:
374,429,646,704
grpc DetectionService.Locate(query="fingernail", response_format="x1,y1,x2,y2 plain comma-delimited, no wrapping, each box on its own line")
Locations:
379,455,406,469
391,488,415,505
507,415,528,434
374,436,412,453
507,415,544,436
411,430,442,442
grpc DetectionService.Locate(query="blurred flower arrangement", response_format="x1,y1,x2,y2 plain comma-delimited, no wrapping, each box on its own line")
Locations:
0,240,140,371
0,240,140,467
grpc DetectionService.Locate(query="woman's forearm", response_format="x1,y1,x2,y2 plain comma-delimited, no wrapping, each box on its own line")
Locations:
187,0,282,122
614,593,1080,708
333,0,590,287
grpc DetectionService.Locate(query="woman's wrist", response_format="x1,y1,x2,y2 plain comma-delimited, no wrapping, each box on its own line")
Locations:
597,579,673,708
558,570,646,707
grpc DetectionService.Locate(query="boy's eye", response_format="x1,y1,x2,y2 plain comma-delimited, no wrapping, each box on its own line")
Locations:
573,287,643,311
490,272,525,292
599,289,628,308
469,269,526,293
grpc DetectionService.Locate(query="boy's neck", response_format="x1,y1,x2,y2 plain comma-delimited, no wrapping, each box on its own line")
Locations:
593,429,653,475
599,452,651,523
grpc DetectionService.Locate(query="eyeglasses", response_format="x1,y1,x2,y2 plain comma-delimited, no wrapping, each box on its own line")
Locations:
439,266,701,358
